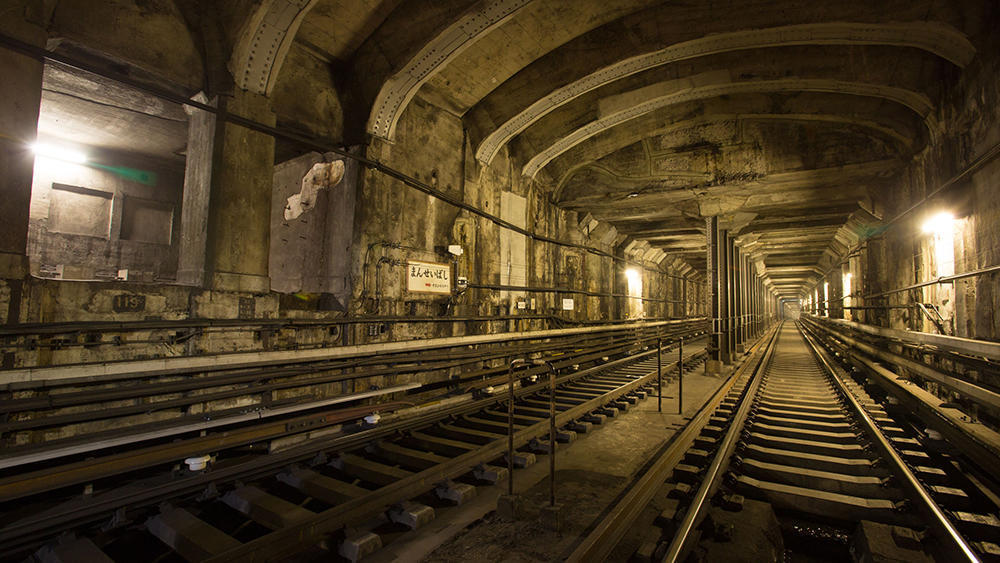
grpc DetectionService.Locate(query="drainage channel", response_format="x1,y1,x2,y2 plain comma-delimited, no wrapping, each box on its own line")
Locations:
4,339,707,563
573,321,1000,562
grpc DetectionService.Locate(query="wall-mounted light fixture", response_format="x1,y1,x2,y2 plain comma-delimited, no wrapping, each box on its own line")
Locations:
922,211,954,236
31,142,87,164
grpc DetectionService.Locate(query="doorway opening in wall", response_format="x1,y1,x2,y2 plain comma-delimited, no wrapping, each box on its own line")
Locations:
625,268,643,319
28,61,187,283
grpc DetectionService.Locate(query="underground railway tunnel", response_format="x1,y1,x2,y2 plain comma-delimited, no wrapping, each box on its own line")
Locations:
1,1,1000,561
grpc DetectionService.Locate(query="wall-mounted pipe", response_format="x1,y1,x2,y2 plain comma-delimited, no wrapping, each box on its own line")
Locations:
466,282,692,304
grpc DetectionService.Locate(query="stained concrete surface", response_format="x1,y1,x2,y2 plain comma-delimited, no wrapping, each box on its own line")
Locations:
362,367,730,562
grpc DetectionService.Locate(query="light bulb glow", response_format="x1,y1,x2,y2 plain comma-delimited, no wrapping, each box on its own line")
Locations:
31,142,87,164
922,212,954,235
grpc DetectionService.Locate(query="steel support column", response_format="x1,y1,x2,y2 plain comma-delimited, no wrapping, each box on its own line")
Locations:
723,234,735,363
706,217,724,367
733,244,743,353
744,254,752,343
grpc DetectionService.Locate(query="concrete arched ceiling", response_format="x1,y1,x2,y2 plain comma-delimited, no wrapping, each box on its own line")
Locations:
504,43,949,177
474,21,974,166
547,101,921,194
277,0,991,292
521,75,935,179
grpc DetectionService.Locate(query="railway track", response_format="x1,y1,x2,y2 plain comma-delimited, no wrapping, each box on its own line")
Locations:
572,321,1000,562
1,334,707,562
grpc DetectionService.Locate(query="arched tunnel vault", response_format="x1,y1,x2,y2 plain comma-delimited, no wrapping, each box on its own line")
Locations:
507,41,949,178
545,92,925,185
205,0,988,300
472,20,974,165
6,0,996,310
542,103,900,286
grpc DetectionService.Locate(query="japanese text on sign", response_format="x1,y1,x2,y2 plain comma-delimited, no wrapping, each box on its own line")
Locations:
407,261,452,294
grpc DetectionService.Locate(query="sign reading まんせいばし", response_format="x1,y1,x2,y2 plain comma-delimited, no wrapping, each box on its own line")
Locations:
407,261,451,294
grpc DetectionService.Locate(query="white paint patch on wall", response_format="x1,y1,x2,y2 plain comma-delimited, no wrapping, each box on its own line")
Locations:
283,160,344,220
500,192,527,306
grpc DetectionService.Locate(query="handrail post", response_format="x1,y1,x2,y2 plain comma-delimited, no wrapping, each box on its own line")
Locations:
498,358,532,521
657,338,663,413
505,359,530,496
678,338,684,415
532,359,558,507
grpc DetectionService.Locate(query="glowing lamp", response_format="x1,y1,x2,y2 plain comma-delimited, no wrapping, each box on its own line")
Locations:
922,212,954,235
31,142,87,164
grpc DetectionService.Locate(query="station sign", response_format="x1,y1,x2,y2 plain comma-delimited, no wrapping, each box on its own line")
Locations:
406,260,452,294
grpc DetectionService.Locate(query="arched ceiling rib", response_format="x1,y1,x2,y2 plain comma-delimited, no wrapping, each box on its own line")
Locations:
552,112,913,198
544,92,924,190
365,0,666,140
367,0,534,140
230,0,319,96
522,77,933,178
475,21,974,166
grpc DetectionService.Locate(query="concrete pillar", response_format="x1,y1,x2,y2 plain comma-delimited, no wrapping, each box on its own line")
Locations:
203,91,276,293
0,2,45,282
177,94,218,286
317,148,359,306
681,276,688,318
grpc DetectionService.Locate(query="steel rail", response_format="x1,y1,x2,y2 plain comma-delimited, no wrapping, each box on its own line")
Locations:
803,313,1000,363
802,321,1000,506
0,328,639,417
799,323,980,562
1,324,661,407
660,323,781,563
0,314,557,338
565,325,776,562
0,384,423,474
0,318,706,389
0,333,704,492
0,339,707,555
467,282,691,304
800,316,1000,410
0,328,703,465
200,348,707,562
